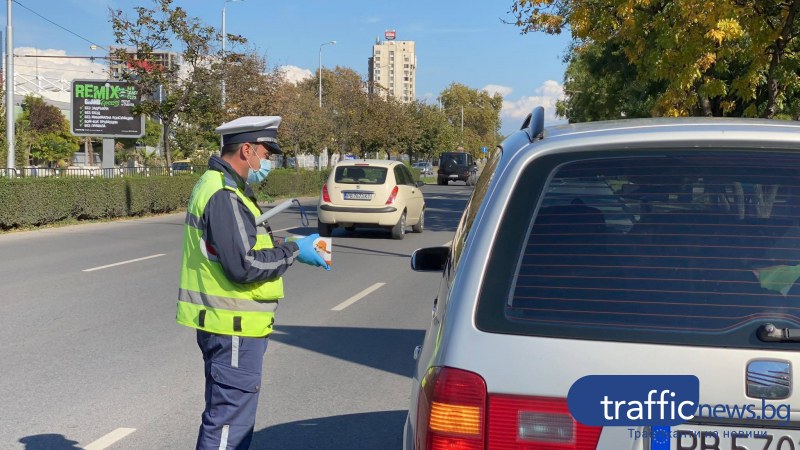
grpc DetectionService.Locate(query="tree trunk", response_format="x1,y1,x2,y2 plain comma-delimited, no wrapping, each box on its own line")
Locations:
700,96,713,117
84,138,94,165
163,120,172,166
763,0,800,119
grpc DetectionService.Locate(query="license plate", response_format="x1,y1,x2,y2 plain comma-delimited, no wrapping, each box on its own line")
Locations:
449,174,458,179
671,425,800,450
343,191,373,200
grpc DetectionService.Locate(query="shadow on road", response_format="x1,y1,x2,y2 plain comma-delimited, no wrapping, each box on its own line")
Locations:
19,434,80,450
270,325,425,378
251,410,405,450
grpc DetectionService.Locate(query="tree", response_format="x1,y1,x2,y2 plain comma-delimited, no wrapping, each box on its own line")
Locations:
223,51,284,121
16,95,79,167
110,0,220,166
413,103,458,161
326,67,369,164
274,79,329,167
557,41,663,122
509,0,800,118
438,83,502,157
119,118,164,163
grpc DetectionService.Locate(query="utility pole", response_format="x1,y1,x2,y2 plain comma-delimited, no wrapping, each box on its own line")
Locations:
5,0,14,175
221,0,244,110
460,105,464,144
221,5,226,109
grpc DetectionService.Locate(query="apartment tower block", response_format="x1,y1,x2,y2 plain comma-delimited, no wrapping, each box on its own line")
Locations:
368,32,416,103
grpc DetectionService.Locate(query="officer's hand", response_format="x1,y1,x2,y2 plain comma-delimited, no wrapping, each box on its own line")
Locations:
295,233,331,270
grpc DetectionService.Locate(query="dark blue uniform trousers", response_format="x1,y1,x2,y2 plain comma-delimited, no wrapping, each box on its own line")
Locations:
195,330,269,450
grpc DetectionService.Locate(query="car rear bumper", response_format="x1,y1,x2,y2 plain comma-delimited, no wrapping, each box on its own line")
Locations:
319,205,398,213
318,204,402,226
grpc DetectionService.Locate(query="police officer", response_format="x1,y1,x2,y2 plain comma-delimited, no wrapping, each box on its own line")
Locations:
177,116,329,450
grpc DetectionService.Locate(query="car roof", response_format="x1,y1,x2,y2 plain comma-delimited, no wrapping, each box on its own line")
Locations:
334,159,403,168
542,117,800,139
500,117,800,164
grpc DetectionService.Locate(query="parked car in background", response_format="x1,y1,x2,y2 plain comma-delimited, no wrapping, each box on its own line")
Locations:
171,159,193,174
412,161,433,176
405,108,800,450
437,151,477,185
317,159,425,239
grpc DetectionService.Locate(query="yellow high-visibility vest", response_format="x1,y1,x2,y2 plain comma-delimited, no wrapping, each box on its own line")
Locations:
176,170,284,337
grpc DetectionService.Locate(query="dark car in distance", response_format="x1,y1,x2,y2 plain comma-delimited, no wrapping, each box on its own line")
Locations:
437,152,477,185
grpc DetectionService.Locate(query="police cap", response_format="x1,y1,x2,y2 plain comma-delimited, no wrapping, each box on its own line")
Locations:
215,116,282,154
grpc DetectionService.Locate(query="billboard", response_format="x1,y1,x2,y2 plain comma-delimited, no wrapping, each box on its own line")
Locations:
71,80,144,138
384,30,396,40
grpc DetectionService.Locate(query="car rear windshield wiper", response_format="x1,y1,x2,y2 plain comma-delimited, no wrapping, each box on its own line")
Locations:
757,323,800,342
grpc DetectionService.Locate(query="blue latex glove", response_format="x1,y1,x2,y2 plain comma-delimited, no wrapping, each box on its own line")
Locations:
295,233,330,270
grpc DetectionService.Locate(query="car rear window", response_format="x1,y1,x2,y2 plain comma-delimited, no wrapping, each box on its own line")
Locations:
334,166,387,184
477,151,800,348
441,153,469,166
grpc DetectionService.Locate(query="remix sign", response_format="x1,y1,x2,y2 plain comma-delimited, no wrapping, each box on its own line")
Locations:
71,79,144,138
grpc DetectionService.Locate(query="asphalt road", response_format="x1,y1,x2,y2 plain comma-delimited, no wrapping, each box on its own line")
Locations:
0,182,474,450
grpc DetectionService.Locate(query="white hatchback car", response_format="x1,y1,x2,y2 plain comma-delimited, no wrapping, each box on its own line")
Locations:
317,160,425,239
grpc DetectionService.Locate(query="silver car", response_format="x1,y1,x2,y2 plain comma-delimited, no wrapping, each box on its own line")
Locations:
405,109,800,450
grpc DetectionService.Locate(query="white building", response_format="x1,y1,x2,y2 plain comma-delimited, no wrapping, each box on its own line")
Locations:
368,34,416,103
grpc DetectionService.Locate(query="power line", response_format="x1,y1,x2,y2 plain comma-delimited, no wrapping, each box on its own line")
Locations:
12,0,109,52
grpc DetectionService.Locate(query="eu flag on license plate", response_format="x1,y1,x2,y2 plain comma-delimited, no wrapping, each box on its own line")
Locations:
651,426,671,450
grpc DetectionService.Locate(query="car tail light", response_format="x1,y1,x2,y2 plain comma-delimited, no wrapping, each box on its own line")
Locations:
415,367,486,450
321,183,331,203
488,395,602,449
386,186,399,205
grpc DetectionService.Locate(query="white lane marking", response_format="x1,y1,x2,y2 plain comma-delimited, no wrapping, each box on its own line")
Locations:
82,254,165,272
83,428,136,450
332,282,386,311
272,227,292,233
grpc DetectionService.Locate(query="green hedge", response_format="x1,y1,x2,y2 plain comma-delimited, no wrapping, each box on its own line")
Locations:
0,169,333,230
251,168,330,200
0,175,199,229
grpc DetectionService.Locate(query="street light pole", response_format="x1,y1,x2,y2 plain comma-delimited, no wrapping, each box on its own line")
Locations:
5,0,13,175
318,40,336,108
221,0,243,110
460,105,464,144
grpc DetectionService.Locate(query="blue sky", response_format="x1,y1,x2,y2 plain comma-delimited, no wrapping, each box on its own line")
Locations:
4,0,572,135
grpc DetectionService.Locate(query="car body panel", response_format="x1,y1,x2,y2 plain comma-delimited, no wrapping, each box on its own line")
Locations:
404,118,800,450
318,159,424,229
437,151,476,184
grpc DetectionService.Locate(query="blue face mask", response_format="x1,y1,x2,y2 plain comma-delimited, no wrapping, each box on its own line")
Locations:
247,157,272,184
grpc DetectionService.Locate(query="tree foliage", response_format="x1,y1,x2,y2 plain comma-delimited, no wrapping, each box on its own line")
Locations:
273,78,329,165
109,0,222,165
510,0,800,119
16,96,79,167
438,83,502,158
556,41,663,122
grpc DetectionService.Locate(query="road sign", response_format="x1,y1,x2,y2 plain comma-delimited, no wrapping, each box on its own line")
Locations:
71,79,144,138
482,146,487,153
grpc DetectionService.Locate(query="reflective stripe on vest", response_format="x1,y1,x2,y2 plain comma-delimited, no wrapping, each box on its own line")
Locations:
176,170,284,337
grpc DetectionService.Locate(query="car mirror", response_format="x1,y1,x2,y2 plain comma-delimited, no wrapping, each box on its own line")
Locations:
416,180,425,188
411,246,449,272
